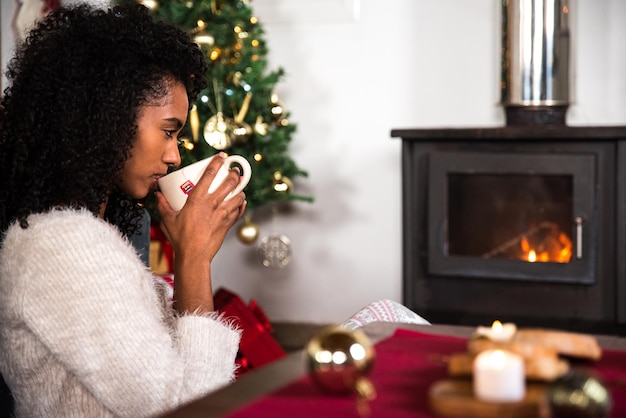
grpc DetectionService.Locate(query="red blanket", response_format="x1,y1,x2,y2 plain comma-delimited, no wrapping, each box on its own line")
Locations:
227,328,626,418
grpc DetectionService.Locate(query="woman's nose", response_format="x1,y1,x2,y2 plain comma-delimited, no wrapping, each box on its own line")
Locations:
164,140,181,168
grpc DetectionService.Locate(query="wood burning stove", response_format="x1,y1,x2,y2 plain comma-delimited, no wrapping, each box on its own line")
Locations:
391,126,626,334
390,0,625,334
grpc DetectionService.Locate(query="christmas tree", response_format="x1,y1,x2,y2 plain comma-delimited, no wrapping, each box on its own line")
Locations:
116,0,313,236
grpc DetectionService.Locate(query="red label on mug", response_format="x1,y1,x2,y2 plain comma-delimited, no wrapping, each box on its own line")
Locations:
180,180,195,195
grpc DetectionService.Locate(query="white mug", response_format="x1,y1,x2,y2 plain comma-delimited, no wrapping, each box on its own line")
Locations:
158,155,251,211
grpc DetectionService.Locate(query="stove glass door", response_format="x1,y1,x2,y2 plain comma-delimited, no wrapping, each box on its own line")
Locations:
427,151,595,284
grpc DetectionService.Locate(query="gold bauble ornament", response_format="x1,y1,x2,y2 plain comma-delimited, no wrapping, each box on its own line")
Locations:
269,92,285,121
270,102,285,120
273,171,293,194
306,326,377,415
232,121,252,144
254,115,268,136
203,112,232,150
237,216,259,245
139,0,158,11
547,371,612,418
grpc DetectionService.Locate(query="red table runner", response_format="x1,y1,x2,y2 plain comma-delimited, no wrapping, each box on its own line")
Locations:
227,328,626,418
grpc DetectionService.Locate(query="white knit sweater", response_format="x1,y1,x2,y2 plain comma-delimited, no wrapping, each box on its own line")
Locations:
0,209,241,417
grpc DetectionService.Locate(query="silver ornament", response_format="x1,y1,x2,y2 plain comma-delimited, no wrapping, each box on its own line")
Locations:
258,234,291,268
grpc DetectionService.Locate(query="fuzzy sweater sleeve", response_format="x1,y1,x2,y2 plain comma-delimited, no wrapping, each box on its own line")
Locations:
0,209,240,417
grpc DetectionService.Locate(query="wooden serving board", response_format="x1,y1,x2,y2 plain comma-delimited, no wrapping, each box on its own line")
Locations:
428,379,548,418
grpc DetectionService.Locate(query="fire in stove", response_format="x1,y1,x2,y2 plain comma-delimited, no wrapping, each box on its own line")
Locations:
483,222,572,263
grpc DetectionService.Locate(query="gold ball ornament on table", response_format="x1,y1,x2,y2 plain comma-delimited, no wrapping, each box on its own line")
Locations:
306,326,377,416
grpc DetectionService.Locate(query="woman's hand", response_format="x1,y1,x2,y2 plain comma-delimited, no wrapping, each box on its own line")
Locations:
155,153,247,314
156,153,247,260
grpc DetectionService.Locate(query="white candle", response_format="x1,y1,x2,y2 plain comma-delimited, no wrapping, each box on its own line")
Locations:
475,320,517,342
473,349,525,402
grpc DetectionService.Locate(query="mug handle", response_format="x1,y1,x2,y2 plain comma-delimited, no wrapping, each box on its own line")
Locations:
224,155,252,200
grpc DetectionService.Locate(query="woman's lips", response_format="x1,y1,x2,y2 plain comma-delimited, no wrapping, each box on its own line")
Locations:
151,176,163,191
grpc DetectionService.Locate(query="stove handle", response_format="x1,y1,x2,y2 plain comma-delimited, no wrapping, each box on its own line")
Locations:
575,216,584,260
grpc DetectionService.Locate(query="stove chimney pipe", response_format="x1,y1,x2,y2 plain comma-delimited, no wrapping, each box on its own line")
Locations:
501,0,572,125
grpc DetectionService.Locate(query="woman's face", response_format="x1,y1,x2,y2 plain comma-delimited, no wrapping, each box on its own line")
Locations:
118,80,188,199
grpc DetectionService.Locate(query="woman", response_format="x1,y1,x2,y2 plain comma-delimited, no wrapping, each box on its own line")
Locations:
0,3,245,417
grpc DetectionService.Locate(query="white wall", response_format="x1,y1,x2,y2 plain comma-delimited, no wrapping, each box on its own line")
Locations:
3,1,625,324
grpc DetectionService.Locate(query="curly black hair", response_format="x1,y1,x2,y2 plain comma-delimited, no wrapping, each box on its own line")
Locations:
0,3,208,236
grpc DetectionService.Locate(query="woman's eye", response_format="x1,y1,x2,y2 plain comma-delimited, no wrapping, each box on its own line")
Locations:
165,130,175,138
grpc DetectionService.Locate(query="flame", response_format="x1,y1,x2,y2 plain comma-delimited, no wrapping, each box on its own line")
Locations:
519,226,572,263
491,320,503,332
521,237,530,252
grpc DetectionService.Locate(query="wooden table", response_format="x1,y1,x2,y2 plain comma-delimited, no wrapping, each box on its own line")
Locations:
160,322,626,418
